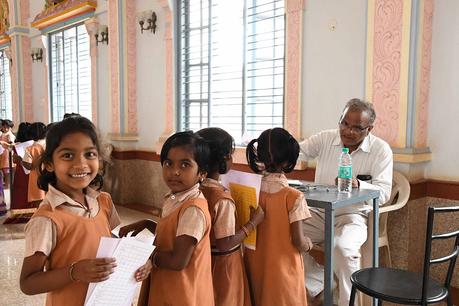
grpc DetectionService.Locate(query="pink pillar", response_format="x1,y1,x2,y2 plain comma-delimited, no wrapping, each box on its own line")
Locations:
107,0,137,138
285,0,304,139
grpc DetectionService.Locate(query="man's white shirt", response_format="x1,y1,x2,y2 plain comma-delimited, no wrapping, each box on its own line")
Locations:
299,129,393,215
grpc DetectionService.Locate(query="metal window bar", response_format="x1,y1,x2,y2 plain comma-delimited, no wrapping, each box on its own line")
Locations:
178,0,284,139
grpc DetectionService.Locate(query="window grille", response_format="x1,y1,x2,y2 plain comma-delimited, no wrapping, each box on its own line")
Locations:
49,23,91,122
178,0,285,143
0,49,12,120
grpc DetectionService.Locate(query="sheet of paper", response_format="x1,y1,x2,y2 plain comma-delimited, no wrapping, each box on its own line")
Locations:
85,236,155,306
220,170,262,250
14,140,34,174
14,140,34,159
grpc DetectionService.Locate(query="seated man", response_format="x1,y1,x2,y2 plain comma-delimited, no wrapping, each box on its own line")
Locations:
299,98,393,306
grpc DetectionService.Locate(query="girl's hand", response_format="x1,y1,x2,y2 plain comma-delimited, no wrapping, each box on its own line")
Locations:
118,220,147,237
249,206,265,227
135,260,152,282
72,258,117,283
303,236,313,253
12,153,22,164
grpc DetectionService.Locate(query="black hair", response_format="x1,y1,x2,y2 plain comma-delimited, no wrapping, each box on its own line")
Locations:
37,116,103,192
246,127,299,174
160,131,210,175
1,119,14,128
196,127,234,175
29,122,47,141
15,122,31,142
63,112,81,120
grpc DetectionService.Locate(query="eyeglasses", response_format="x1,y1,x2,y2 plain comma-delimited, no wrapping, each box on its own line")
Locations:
339,120,372,133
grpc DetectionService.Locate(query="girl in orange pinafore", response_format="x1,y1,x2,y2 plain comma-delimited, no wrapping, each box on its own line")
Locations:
19,117,151,306
0,119,15,188
120,131,214,306
196,127,263,306
22,122,47,207
245,128,314,306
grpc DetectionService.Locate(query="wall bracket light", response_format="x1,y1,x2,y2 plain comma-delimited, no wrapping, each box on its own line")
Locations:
137,10,157,34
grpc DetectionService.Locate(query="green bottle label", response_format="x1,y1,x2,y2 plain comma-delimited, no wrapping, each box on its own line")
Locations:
338,165,352,179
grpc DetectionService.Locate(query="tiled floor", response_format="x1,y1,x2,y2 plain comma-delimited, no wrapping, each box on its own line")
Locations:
0,195,152,306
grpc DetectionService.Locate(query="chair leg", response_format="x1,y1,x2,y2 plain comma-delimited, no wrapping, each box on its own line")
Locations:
378,299,383,306
447,293,452,306
385,245,392,267
349,285,357,306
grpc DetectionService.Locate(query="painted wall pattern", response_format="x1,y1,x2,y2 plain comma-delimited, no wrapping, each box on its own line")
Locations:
84,17,98,125
158,0,173,135
415,0,433,148
371,0,403,146
125,0,137,133
108,0,120,133
285,0,303,139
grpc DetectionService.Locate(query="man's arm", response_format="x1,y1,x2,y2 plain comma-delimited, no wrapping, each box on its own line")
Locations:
298,132,323,161
358,142,393,204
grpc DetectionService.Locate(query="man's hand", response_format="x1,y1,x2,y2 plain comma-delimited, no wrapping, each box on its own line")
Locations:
334,177,359,188
351,178,359,188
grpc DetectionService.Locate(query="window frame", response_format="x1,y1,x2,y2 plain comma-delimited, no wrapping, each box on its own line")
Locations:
48,22,91,122
176,0,287,141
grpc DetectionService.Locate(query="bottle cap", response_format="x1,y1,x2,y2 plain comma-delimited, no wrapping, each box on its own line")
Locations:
342,148,349,153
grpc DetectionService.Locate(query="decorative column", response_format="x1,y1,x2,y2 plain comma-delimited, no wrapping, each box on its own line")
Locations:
107,0,138,141
155,0,174,152
84,17,99,125
284,0,304,139
8,0,33,123
365,0,433,163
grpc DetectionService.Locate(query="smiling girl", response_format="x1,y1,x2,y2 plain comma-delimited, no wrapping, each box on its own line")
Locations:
19,117,150,306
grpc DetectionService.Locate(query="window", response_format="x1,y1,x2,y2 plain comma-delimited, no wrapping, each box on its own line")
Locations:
0,49,12,120
178,0,285,143
49,23,91,122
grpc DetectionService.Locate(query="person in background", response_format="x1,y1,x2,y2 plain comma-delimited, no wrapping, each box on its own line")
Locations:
299,98,393,306
22,122,47,208
0,119,15,188
11,122,33,211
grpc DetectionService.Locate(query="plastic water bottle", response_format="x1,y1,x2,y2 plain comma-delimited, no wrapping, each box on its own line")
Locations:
338,147,352,193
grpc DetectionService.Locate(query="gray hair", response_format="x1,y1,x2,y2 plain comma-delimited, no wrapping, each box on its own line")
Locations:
343,98,376,124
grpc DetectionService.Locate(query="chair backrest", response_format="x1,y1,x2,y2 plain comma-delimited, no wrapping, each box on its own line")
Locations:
421,206,459,303
379,171,410,237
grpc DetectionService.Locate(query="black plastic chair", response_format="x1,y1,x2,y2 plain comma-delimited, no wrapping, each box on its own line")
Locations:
349,206,459,306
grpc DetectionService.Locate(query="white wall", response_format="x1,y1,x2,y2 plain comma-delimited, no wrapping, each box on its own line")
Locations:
301,0,367,138
135,0,166,150
426,0,459,180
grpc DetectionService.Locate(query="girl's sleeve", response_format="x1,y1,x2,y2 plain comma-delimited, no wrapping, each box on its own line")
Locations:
106,194,121,230
288,193,312,224
23,146,33,164
213,199,236,239
24,216,57,257
176,206,206,242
